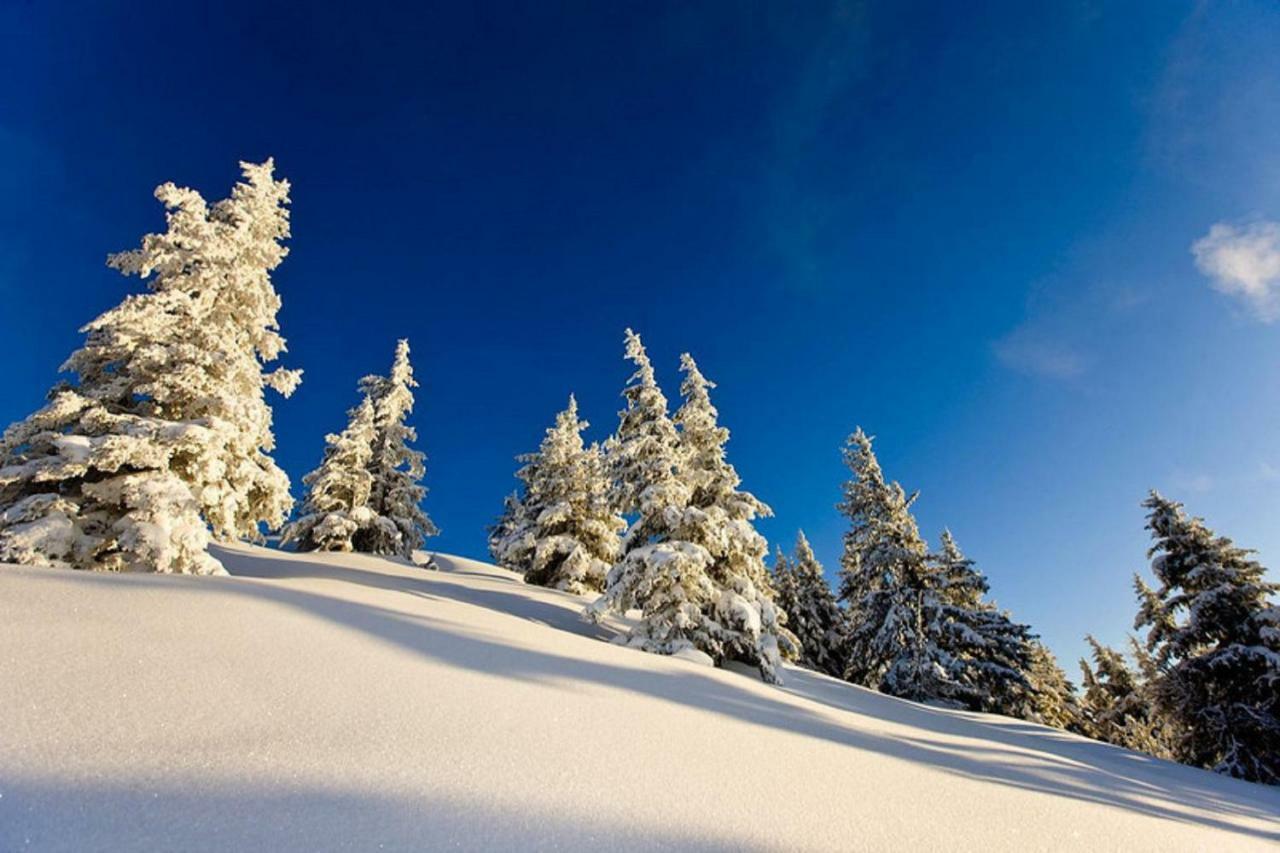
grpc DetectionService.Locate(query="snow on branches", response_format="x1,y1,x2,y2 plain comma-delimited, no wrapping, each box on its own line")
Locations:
1,160,299,573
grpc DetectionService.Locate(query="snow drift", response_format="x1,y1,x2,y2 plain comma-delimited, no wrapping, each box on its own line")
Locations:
1,545,1276,851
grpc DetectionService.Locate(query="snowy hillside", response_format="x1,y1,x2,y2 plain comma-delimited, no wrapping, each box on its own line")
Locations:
1,546,1276,851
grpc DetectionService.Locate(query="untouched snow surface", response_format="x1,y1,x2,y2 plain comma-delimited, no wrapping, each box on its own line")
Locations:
2,544,1277,851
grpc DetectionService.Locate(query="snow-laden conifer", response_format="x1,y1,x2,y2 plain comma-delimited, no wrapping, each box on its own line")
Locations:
0,160,300,573
771,545,798,615
1022,641,1085,732
587,331,726,666
1079,636,1173,758
355,340,437,557
837,429,945,699
100,159,301,539
837,430,1032,707
488,492,528,568
931,529,1035,714
282,393,378,552
781,530,845,677
671,353,796,682
768,546,802,663
1134,491,1279,784
492,396,625,594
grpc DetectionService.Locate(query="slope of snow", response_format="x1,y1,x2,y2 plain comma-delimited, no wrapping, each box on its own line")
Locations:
1,544,1276,851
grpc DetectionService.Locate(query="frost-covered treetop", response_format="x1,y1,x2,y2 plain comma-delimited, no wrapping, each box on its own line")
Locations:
1138,489,1278,662
99,158,302,411
838,428,927,588
794,529,820,576
675,353,770,522
623,328,659,390
611,329,681,515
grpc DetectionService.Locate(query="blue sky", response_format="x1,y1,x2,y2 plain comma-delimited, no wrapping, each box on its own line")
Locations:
3,1,1279,673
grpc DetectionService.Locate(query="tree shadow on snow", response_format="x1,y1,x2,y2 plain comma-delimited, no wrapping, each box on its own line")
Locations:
213,545,615,642
180,548,1280,841
0,778,741,852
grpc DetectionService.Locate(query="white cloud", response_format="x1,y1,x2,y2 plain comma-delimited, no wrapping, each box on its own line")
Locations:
992,330,1086,380
1191,220,1280,321
1170,471,1215,495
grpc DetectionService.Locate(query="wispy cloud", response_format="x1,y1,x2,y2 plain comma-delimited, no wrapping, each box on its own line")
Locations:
992,329,1086,380
1191,220,1280,321
1170,470,1215,495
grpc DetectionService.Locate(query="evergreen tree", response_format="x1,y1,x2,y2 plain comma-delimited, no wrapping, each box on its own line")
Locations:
783,530,846,677
930,530,1035,714
837,429,954,701
100,159,301,540
1079,636,1173,758
768,546,802,663
587,331,725,668
492,396,625,594
355,340,437,558
282,393,378,552
1022,641,1086,732
837,430,1032,708
770,545,799,619
672,353,796,682
1134,491,1280,784
0,160,300,574
488,492,528,568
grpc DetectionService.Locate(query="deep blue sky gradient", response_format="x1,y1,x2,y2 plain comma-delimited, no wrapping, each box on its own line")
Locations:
4,1,1280,672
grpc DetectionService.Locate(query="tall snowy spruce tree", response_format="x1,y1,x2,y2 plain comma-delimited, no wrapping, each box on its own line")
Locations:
588,332,792,682
837,429,952,701
837,430,1031,709
587,330,721,663
769,547,802,663
931,529,1035,714
0,160,300,574
490,396,625,594
353,340,437,558
778,531,845,677
671,353,796,680
1133,491,1279,784
281,393,378,552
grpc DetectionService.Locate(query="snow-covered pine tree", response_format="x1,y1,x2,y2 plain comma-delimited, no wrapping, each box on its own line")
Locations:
836,431,1030,707
281,392,378,552
603,330,682,519
837,429,951,701
488,492,529,568
0,160,300,574
355,340,437,558
101,159,301,540
672,353,796,681
783,530,846,677
1078,636,1173,758
587,331,728,670
768,546,802,663
489,428,547,575
1134,490,1280,784
493,396,625,594
1022,641,1085,732
928,530,1035,714
771,545,798,615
